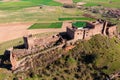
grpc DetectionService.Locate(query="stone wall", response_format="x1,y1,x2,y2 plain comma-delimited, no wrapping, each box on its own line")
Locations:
6,20,118,74
9,34,65,71
24,34,60,50
12,44,65,73
107,26,117,38
66,20,117,40
74,29,84,40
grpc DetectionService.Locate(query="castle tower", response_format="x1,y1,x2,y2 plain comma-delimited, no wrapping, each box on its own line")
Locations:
23,35,35,49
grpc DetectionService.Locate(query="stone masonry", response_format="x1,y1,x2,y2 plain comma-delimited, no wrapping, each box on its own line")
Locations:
5,20,118,72
67,19,117,40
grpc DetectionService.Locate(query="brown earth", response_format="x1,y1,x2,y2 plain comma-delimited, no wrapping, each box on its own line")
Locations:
54,0,73,4
0,22,69,43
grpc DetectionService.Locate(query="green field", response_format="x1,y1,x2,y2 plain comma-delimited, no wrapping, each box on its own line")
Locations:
59,17,94,21
29,22,62,29
72,21,86,28
0,0,62,10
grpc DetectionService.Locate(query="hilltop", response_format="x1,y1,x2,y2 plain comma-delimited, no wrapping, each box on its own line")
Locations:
0,0,120,80
12,35,120,80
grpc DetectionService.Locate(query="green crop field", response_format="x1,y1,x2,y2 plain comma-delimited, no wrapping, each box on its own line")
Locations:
0,0,62,10
29,22,62,29
59,17,95,21
72,21,86,28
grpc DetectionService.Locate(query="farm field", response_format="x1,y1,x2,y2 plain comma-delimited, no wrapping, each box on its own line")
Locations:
0,0,62,10
29,22,62,29
0,6,86,23
59,17,95,21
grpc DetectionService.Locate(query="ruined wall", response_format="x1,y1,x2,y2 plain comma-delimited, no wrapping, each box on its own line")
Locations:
66,27,75,39
66,21,117,41
12,44,65,73
10,51,18,70
93,23,104,35
84,29,93,40
10,34,63,71
23,36,35,49
24,35,60,50
74,29,84,40
9,20,118,73
107,26,117,38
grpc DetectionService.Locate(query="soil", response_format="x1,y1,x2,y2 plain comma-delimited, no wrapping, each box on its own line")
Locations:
54,0,73,4
0,21,69,43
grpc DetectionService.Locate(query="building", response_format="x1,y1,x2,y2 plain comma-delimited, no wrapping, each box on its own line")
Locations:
4,20,118,71
67,19,117,40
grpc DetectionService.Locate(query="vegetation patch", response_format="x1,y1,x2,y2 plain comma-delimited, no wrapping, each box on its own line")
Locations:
23,35,120,80
0,38,23,54
28,22,62,29
59,17,94,21
0,0,62,10
72,21,86,28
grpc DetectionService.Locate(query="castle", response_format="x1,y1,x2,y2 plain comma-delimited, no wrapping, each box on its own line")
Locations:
67,19,117,40
4,20,118,72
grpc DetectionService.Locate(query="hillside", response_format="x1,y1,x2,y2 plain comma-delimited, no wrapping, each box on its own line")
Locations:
0,0,120,80
11,35,120,80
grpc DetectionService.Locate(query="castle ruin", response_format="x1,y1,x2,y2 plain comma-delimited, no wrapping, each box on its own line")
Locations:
4,20,118,73
67,19,117,40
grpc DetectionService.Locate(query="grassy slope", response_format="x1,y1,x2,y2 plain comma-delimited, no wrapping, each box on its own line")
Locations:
25,35,120,80
79,35,120,74
0,38,23,54
0,35,120,79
